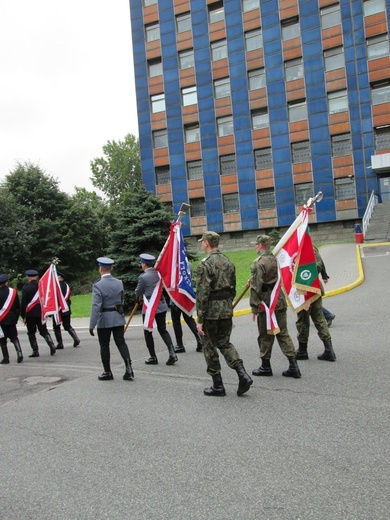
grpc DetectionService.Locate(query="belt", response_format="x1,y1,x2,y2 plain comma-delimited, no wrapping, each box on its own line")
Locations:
102,307,117,312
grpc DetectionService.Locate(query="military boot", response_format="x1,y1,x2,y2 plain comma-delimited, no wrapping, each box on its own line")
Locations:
282,356,301,378
174,344,186,353
166,343,178,365
54,327,64,349
318,339,336,361
12,338,23,363
68,327,80,347
28,336,39,357
123,358,134,381
252,358,273,376
295,341,309,360
44,333,56,356
1,343,10,364
235,363,253,396
204,374,226,396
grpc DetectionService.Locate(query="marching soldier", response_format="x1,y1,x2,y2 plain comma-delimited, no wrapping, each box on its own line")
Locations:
52,272,80,349
0,274,23,364
21,269,56,357
196,231,253,397
89,257,134,381
249,235,301,378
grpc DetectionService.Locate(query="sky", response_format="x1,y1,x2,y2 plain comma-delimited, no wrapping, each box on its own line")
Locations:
0,0,138,195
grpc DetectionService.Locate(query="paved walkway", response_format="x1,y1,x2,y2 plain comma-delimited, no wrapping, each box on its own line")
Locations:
72,242,364,329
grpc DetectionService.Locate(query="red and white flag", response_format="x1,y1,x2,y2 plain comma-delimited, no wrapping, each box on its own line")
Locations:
155,221,196,315
273,206,321,313
38,264,68,324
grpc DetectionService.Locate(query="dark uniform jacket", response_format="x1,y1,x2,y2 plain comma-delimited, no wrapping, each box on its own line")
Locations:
21,280,41,319
0,286,20,325
196,250,236,323
250,250,287,314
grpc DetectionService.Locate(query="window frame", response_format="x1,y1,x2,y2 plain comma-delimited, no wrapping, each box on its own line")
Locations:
281,17,300,41
179,49,195,69
328,90,348,114
294,182,314,206
153,129,168,149
285,58,304,82
145,22,160,42
184,123,200,143
176,12,191,33
324,46,345,72
252,108,269,130
211,39,228,61
374,126,390,150
335,177,356,201
320,4,342,29
331,134,352,157
245,29,263,51
214,77,231,99
182,86,197,107
371,81,390,105
363,0,386,17
367,34,389,60
254,148,272,170
288,99,308,122
222,193,240,214
217,115,234,137
257,188,276,210
190,197,206,218
248,68,266,90
243,0,260,13
291,141,311,163
151,93,166,113
208,1,224,24
187,160,203,181
148,58,162,77
155,166,171,185
220,154,237,175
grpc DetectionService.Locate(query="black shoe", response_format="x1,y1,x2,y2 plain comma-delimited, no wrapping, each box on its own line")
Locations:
56,345,64,350
73,339,80,347
145,357,158,365
203,385,226,397
17,356,23,363
50,347,56,356
174,345,186,353
326,314,336,327
0,359,10,364
123,371,134,381
196,344,203,352
29,351,39,358
252,366,273,376
166,354,178,365
98,372,114,381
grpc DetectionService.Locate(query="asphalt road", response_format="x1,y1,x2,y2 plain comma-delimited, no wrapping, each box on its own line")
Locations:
0,247,389,519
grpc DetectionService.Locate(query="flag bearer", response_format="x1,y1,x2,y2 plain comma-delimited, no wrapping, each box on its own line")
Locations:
249,235,301,378
21,269,56,357
52,272,80,349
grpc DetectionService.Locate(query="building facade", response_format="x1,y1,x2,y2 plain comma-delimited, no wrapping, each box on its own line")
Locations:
129,0,390,237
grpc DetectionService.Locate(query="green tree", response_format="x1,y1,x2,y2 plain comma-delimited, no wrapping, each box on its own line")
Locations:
108,189,174,309
1,162,70,272
90,134,142,201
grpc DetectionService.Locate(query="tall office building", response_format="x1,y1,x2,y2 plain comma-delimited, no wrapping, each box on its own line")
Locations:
129,0,390,237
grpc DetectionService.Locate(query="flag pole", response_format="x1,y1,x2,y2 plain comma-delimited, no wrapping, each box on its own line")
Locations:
232,282,250,309
155,203,191,268
124,301,139,332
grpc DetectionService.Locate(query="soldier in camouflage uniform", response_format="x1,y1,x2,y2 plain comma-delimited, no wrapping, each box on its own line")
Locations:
295,246,336,361
196,231,253,397
250,235,301,378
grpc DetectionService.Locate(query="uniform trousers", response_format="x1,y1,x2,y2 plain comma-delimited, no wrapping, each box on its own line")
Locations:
142,311,173,353
256,309,295,359
97,326,131,371
0,324,18,343
171,304,198,345
54,312,71,331
296,296,331,343
202,318,241,376
26,317,50,340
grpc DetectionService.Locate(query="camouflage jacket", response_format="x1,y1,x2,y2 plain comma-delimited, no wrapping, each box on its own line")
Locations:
313,246,325,295
196,250,236,323
250,250,287,314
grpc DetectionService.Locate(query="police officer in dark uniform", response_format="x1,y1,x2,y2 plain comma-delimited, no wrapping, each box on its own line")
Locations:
196,231,253,397
21,269,56,357
52,272,80,349
135,253,178,366
0,274,23,364
89,257,134,381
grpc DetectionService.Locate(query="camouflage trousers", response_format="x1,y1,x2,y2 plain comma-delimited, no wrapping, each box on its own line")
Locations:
296,296,331,343
202,318,242,376
256,309,295,359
